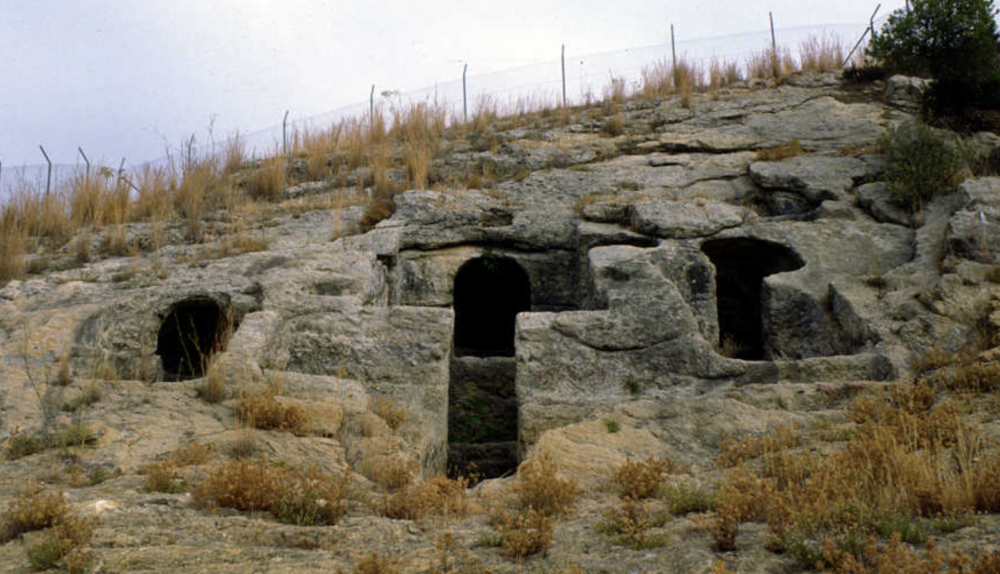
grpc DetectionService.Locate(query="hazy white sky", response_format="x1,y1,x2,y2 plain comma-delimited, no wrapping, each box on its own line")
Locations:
0,0,904,167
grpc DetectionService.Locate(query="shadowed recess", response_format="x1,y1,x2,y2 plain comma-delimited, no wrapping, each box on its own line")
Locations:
156,297,232,381
449,254,529,480
452,254,531,357
701,238,804,360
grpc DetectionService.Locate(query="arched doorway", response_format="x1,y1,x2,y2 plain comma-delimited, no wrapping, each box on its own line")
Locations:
452,254,531,357
449,254,530,478
701,238,804,360
156,297,232,381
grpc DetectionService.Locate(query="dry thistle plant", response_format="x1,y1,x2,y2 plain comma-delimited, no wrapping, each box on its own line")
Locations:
363,452,418,492
1,488,68,541
490,506,554,559
513,451,581,516
236,390,313,436
612,457,669,499
595,496,669,550
381,475,473,520
194,455,352,525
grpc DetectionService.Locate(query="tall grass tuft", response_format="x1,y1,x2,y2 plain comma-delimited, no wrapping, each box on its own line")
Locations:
0,205,25,286
799,33,844,72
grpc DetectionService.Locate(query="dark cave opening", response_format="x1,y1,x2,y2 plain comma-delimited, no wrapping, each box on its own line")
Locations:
449,254,530,479
701,238,804,360
452,255,531,357
156,298,232,381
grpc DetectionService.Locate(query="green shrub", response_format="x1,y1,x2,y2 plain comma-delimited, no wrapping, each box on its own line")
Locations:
880,121,969,213
868,0,1000,114
27,538,63,571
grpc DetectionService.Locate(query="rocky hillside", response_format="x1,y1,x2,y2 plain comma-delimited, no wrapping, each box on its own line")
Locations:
1,70,1000,573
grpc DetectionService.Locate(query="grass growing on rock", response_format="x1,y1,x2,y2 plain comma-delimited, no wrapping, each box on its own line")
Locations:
697,383,1000,569
194,455,352,526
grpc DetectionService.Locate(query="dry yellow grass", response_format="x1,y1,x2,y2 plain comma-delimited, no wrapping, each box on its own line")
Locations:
0,206,25,286
613,457,670,499
245,158,286,202
641,59,674,97
799,33,845,73
404,142,432,190
194,455,352,525
236,390,313,436
0,34,850,285
604,74,628,104
756,139,806,162
381,476,473,520
222,131,246,176
699,383,1000,568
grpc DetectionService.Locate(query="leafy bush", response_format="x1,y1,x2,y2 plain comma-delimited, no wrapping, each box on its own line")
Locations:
880,120,969,213
661,482,716,515
868,0,1000,114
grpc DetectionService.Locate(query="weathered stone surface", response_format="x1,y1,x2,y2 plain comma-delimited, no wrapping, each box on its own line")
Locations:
946,178,1000,263
855,181,912,226
656,96,887,154
266,304,452,469
629,199,749,238
884,74,930,111
750,155,867,204
4,71,1000,573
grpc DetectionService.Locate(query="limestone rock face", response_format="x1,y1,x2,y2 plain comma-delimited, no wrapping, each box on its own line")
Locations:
0,70,991,506
5,70,1000,572
885,74,931,111
946,178,1000,263
750,155,867,204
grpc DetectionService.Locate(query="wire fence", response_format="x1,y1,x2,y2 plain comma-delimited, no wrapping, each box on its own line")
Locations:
1,15,885,203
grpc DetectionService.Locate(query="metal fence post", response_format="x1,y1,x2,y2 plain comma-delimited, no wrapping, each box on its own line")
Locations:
39,145,52,196
78,147,90,180
870,4,881,39
463,63,469,123
282,110,290,156
186,135,196,169
370,85,375,130
561,45,567,107
770,12,778,78
671,24,677,69
116,158,126,192
843,4,881,67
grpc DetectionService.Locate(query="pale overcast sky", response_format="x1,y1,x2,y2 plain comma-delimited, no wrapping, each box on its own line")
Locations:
0,0,905,168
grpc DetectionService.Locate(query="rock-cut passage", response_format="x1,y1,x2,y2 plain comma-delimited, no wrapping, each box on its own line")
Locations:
701,238,804,360
449,254,530,479
156,298,232,381
452,255,531,357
